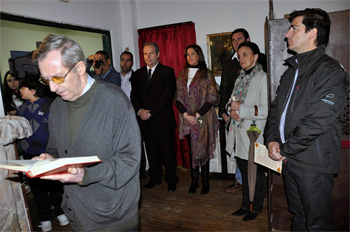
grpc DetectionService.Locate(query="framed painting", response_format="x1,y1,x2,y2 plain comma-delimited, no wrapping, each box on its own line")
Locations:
206,32,233,76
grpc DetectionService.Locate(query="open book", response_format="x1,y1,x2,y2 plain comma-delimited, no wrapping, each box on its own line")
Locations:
254,143,282,173
0,156,101,178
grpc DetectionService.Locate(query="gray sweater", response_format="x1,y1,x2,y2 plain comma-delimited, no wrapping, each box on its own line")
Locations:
47,81,141,231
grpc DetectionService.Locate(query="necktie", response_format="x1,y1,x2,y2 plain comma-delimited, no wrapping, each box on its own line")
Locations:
148,69,152,82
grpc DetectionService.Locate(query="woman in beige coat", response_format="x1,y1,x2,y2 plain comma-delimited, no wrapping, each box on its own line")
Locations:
225,42,268,221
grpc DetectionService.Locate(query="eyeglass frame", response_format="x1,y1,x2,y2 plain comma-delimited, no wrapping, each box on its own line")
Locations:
39,63,77,85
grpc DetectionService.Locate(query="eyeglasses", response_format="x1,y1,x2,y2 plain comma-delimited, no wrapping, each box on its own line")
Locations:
39,63,77,85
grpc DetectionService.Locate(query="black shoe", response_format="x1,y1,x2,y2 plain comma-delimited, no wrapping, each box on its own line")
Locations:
225,181,242,193
168,184,177,192
231,208,248,216
200,184,209,195
242,212,258,221
143,180,161,189
189,166,199,194
200,163,210,195
189,182,198,194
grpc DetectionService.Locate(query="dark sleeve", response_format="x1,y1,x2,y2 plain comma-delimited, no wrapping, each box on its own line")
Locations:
130,70,142,113
219,61,230,116
264,89,280,146
174,100,187,114
107,70,121,87
258,53,267,73
197,102,212,116
86,59,93,76
115,72,121,87
219,59,239,117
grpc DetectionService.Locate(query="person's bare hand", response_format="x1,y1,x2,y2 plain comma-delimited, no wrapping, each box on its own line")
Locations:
222,113,229,123
229,110,240,121
140,109,151,120
231,100,241,111
88,54,103,62
184,113,199,126
41,165,85,183
88,54,103,74
32,153,54,160
268,142,285,161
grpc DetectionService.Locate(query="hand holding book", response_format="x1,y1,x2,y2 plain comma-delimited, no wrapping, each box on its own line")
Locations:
0,154,101,181
40,163,86,183
38,153,86,183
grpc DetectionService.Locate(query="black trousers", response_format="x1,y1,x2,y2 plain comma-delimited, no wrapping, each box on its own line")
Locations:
28,177,65,221
23,152,64,221
236,157,266,213
282,161,335,231
142,126,178,185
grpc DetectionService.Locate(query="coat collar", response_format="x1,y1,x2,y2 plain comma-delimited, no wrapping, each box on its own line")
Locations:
285,45,326,70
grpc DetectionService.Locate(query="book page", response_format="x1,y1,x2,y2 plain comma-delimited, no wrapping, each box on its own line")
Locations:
0,160,40,172
254,142,282,173
29,156,101,177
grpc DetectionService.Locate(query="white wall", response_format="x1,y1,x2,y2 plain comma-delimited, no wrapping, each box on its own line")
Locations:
0,0,124,69
1,0,349,70
0,20,104,79
134,0,349,70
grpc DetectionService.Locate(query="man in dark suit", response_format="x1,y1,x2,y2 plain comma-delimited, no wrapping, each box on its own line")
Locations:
131,42,178,192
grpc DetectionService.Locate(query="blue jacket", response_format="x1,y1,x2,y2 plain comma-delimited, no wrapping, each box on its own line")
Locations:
89,66,121,87
16,97,53,155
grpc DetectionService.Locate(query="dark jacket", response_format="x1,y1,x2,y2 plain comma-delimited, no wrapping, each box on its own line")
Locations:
87,61,121,87
219,56,240,117
130,63,176,131
265,46,349,174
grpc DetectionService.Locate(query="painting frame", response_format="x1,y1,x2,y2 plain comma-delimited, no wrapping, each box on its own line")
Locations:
206,32,233,76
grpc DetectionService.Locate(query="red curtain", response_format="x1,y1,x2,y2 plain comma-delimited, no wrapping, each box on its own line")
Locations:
138,22,196,169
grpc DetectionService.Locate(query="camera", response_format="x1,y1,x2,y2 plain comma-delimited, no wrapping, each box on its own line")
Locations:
94,60,105,69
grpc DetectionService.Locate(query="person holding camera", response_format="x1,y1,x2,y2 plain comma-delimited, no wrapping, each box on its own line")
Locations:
87,50,121,87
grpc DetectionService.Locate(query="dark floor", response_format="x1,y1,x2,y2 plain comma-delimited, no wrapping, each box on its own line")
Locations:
25,147,350,232
27,168,268,231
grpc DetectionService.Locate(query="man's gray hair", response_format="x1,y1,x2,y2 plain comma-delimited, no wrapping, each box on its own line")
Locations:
33,34,86,69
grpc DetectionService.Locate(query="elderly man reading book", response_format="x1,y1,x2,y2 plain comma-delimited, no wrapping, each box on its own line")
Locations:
32,35,141,231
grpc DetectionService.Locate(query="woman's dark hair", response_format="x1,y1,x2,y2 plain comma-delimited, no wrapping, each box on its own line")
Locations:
289,8,331,47
2,71,23,112
3,71,18,95
237,42,267,72
184,44,207,72
19,76,48,98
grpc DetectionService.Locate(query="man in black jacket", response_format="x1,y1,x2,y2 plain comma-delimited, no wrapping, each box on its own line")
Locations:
265,8,349,231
